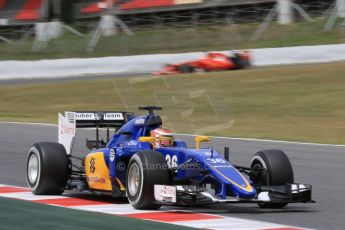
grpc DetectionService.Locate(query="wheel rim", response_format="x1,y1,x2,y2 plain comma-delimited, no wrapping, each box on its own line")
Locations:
252,157,269,185
253,161,264,170
28,153,39,184
128,163,140,196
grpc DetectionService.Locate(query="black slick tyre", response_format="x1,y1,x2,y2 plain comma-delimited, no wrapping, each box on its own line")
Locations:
178,64,195,73
251,149,294,208
126,150,170,210
27,142,69,195
231,54,246,69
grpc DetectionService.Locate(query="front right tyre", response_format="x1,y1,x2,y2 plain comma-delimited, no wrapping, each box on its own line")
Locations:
126,150,171,210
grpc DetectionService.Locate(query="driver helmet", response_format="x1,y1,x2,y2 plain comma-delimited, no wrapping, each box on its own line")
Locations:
150,127,174,148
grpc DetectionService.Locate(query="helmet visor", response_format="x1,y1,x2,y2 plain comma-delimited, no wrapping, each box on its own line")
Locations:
159,136,174,147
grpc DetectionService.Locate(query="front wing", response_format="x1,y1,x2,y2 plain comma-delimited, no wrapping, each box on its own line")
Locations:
154,183,314,206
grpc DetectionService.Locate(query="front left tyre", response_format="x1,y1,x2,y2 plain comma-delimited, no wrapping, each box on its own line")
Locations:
27,142,69,195
251,149,294,208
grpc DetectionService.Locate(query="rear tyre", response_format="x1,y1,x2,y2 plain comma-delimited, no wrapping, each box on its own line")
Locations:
251,149,294,208
231,54,246,69
27,142,69,195
126,150,170,210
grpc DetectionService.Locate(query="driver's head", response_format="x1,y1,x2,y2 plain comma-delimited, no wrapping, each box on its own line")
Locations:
150,127,174,148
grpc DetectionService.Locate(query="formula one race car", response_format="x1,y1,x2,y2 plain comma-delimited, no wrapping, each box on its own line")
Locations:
154,51,251,75
26,106,313,210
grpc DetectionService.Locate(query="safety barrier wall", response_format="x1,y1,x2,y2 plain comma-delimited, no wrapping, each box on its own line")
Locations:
0,43,344,80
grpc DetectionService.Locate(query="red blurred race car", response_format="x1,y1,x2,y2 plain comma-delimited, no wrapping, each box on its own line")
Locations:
154,50,251,75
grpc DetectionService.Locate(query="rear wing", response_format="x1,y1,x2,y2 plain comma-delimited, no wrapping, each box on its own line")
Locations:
58,111,133,154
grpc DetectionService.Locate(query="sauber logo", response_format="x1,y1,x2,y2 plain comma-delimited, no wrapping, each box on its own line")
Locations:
75,112,124,120
90,157,96,173
76,113,95,120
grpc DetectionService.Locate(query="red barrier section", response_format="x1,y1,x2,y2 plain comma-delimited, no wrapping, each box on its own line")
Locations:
121,0,174,10
81,0,174,14
81,2,103,14
15,0,42,20
0,0,6,10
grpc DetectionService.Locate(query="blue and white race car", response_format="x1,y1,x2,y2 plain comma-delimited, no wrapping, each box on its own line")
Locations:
26,106,313,209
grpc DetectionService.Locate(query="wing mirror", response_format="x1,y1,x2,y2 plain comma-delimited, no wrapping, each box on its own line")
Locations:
195,135,210,149
138,136,155,143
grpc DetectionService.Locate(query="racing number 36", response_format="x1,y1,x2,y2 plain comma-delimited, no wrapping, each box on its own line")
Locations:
165,155,178,169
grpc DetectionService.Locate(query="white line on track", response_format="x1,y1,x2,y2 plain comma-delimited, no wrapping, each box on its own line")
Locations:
0,192,71,200
1,121,345,147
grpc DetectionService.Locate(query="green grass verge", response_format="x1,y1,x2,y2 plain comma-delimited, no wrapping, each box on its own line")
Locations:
0,18,344,60
0,197,195,230
1,61,345,144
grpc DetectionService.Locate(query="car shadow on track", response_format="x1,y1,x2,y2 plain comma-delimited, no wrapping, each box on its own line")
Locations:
63,192,129,204
181,203,318,214
62,191,318,215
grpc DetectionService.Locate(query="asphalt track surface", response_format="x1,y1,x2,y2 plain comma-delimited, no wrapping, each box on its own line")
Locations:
1,123,344,230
